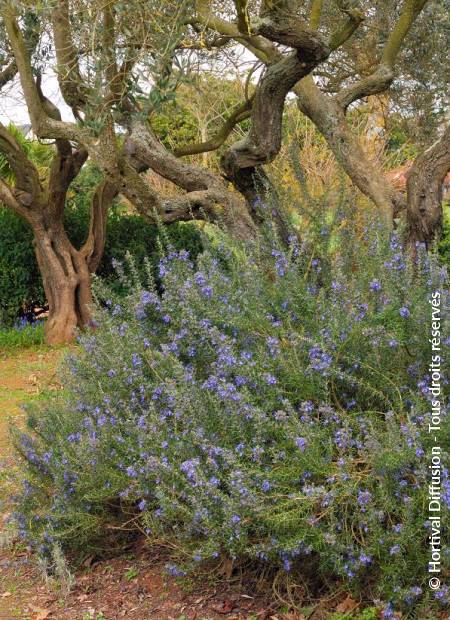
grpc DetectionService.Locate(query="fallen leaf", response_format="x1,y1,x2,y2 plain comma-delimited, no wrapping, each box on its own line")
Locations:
1,592,12,598
215,598,235,614
33,609,51,620
336,596,358,613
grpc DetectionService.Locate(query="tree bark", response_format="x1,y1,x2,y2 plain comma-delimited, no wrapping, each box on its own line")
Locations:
289,1,428,225
406,125,450,246
32,218,94,345
0,116,115,344
32,178,116,345
219,14,331,241
294,78,403,227
124,120,256,240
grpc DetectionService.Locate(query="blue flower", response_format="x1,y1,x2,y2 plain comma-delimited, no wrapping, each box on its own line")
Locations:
266,336,280,357
359,552,372,565
399,306,410,318
261,480,271,492
308,346,332,372
112,304,122,317
194,272,207,287
357,490,372,510
201,286,213,298
370,279,382,292
180,458,200,482
301,400,314,413
141,290,158,306
264,373,277,385
166,564,186,577
126,465,138,478
67,432,82,443
135,305,146,320
132,353,142,368
235,443,245,455
159,263,167,277
295,437,307,452
271,249,289,277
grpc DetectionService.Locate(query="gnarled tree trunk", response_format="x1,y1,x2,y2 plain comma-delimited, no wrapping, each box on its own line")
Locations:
0,115,117,344
406,125,450,246
220,14,333,242
294,78,403,227
33,218,94,345
33,179,116,345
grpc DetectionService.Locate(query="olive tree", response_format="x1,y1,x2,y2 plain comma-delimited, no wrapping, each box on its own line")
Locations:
0,15,117,343
192,0,448,240
0,0,447,346
0,0,367,345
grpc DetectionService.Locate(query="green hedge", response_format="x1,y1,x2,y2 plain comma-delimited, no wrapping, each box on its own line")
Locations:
0,208,43,325
0,166,202,325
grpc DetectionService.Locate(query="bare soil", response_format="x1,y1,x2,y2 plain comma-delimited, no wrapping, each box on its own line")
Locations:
0,539,284,620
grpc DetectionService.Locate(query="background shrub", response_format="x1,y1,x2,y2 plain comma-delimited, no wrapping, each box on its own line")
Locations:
12,194,449,617
0,207,43,326
0,164,203,325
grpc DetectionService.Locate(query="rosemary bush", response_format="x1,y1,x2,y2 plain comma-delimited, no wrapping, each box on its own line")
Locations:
13,201,449,617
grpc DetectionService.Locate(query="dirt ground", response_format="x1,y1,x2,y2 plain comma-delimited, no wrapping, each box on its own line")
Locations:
0,539,281,620
0,347,62,454
0,348,287,620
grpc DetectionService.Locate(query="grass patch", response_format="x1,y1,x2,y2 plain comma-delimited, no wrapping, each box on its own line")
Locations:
0,322,45,351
